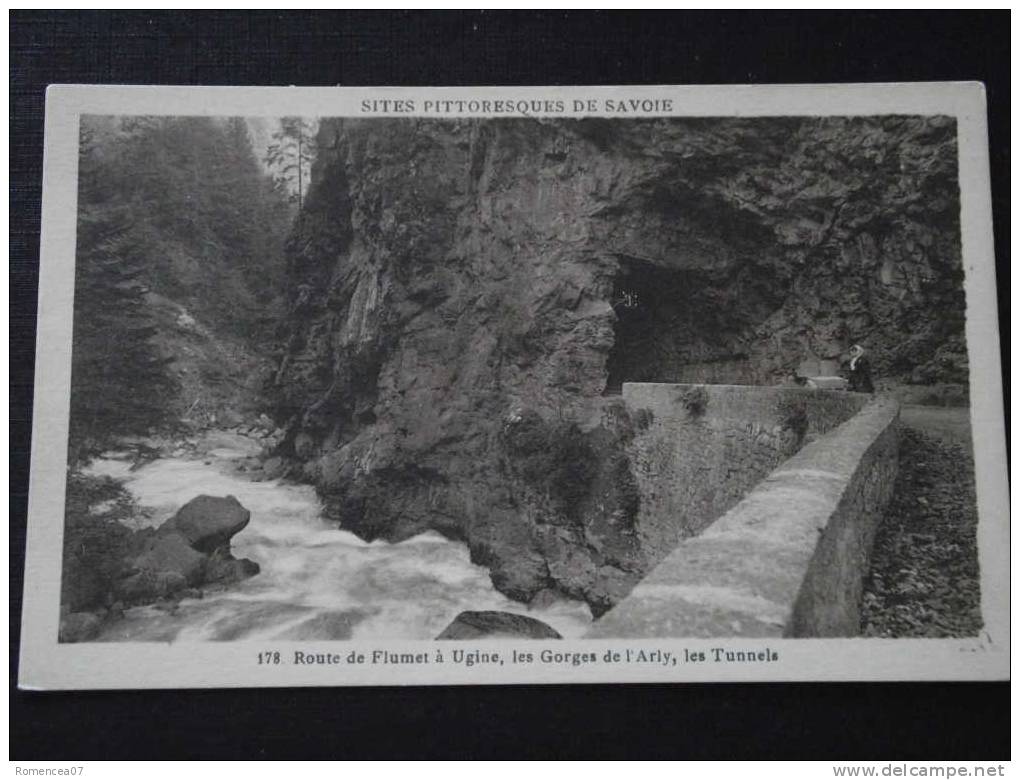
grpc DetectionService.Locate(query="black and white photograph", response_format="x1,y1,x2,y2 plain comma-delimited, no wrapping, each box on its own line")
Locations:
17,84,1008,689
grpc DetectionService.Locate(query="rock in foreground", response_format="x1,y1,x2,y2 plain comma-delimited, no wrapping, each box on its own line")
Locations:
160,494,251,553
118,495,259,602
437,611,562,640
59,490,260,641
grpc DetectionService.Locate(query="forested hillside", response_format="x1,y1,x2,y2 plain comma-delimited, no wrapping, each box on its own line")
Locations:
70,116,293,452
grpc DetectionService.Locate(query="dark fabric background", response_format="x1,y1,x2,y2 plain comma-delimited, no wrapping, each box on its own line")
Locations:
10,11,1009,760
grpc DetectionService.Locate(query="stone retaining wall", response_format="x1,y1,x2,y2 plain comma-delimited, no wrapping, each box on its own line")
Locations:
590,394,900,638
623,383,871,565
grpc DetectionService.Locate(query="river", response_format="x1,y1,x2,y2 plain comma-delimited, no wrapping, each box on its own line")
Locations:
85,433,593,642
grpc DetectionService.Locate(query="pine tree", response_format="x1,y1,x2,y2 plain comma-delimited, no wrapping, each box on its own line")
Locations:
266,117,317,211
68,131,177,456
221,117,291,308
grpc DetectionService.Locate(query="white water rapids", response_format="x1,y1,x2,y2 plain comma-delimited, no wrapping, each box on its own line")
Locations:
84,437,593,642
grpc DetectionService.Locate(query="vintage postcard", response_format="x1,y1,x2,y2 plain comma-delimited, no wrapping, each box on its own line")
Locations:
18,83,1008,689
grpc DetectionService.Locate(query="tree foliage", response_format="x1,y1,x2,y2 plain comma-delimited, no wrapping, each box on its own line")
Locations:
80,115,292,337
266,116,317,211
69,116,292,451
70,127,177,452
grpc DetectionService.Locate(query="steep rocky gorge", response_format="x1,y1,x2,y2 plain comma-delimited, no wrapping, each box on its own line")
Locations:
270,116,966,613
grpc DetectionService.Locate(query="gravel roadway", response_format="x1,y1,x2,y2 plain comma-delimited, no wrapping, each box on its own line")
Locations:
860,405,983,638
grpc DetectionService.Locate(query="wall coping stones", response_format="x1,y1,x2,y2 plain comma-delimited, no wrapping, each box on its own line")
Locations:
588,394,900,638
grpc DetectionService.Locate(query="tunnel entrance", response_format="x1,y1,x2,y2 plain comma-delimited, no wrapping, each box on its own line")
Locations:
603,256,751,394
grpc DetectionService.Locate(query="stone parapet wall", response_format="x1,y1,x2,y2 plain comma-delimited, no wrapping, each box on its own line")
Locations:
589,395,900,638
787,400,900,636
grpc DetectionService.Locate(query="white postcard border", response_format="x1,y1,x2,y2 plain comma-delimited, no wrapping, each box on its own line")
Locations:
18,83,1009,689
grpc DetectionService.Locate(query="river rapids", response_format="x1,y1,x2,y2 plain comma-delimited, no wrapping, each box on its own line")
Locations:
84,434,593,642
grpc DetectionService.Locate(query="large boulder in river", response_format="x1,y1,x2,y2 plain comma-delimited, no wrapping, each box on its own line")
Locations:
113,495,258,604
60,486,261,621
437,611,562,640
116,532,260,604
116,532,205,603
159,494,251,554
131,533,207,585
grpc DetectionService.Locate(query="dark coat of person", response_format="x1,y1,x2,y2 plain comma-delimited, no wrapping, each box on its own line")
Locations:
847,355,875,393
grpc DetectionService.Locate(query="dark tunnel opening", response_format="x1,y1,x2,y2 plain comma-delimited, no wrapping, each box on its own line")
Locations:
603,256,753,394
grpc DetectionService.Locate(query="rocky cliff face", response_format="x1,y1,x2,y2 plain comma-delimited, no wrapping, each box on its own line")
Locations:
271,116,964,613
